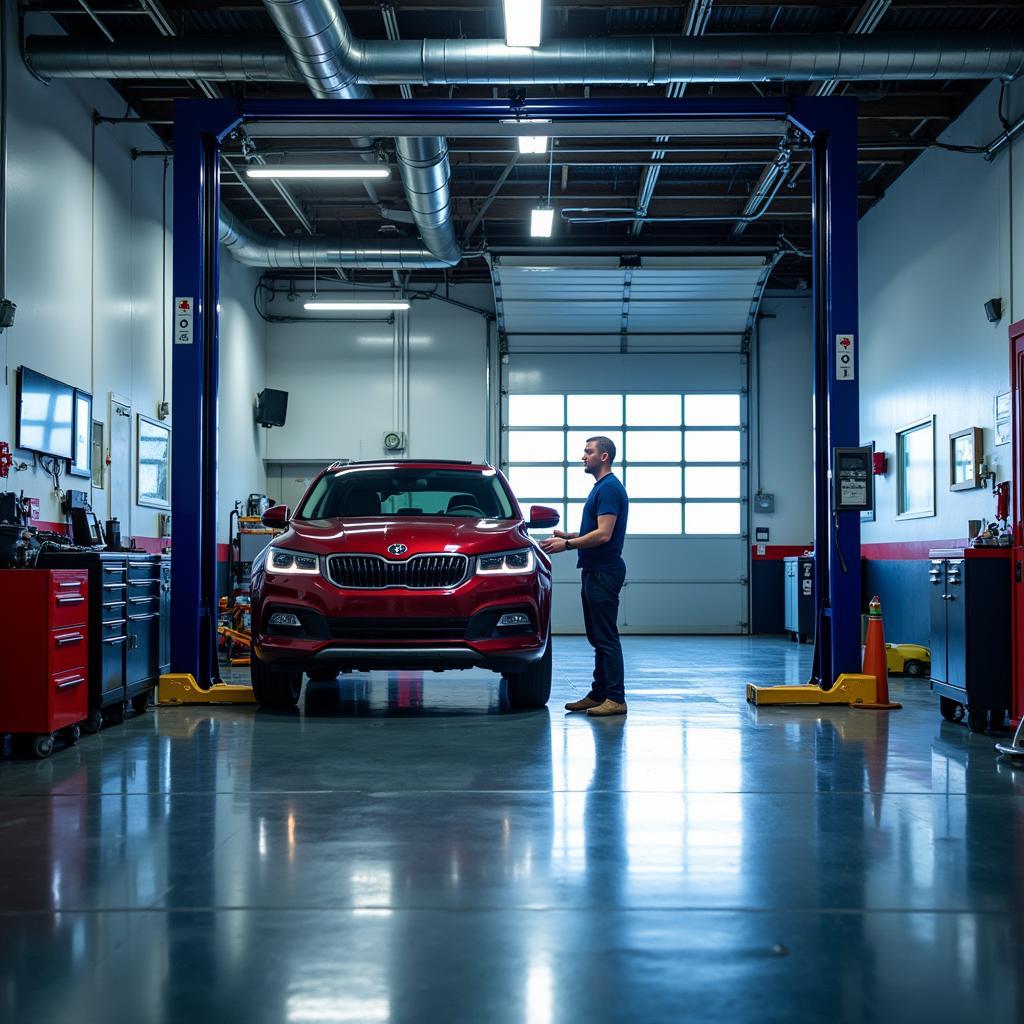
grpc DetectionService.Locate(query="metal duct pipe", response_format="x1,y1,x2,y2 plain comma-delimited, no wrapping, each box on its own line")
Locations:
259,0,462,265
218,207,454,269
26,33,1024,84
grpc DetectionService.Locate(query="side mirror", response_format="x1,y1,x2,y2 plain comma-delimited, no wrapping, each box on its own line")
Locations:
527,505,560,530
261,504,290,529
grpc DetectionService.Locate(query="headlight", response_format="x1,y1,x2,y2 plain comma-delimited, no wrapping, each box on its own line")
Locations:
476,547,536,575
267,547,321,576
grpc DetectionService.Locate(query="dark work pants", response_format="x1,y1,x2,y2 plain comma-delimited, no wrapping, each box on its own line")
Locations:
581,568,626,704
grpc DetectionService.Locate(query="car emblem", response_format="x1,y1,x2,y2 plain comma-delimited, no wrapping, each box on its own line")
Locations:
387,543,408,556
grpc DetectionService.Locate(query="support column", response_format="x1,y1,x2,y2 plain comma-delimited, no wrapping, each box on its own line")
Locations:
170,100,239,684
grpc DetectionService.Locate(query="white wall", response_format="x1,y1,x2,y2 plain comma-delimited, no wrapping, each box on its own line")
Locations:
0,6,265,545
263,284,494,507
217,256,268,541
860,78,1024,543
753,292,814,545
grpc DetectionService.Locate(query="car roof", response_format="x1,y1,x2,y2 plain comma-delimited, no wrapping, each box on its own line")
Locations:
326,459,495,472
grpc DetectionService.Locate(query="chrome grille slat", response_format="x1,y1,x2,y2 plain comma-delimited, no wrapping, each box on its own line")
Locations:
327,553,469,590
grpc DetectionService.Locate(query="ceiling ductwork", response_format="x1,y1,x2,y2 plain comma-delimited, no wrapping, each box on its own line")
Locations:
26,32,1024,84
260,0,462,267
218,206,452,269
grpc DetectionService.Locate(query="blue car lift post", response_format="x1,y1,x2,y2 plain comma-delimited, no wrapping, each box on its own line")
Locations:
162,95,866,702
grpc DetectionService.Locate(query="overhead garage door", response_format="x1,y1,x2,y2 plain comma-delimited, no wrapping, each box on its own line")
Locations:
495,257,763,635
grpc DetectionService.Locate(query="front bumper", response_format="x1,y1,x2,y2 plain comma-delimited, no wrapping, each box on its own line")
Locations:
252,567,550,674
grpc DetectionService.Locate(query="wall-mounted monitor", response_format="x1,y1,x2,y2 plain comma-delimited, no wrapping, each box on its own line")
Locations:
16,366,74,459
69,388,93,478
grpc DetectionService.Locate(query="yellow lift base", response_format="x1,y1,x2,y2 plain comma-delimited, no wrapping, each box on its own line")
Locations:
157,673,257,705
746,673,878,707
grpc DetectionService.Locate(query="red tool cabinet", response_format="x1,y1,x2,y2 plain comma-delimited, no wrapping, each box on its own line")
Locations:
0,569,89,757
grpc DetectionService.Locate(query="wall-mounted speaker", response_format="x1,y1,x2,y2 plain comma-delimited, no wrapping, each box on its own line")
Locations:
985,298,1003,324
255,389,288,428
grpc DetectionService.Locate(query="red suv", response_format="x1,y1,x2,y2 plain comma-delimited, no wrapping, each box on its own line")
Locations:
250,460,558,710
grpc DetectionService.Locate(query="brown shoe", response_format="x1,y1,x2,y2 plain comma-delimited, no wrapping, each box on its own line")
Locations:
587,699,628,717
565,696,601,712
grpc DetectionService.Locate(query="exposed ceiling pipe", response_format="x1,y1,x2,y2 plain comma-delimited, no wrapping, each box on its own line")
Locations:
260,0,462,265
25,32,1024,84
218,206,453,269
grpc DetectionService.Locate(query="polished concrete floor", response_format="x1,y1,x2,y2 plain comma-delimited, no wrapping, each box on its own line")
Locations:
1,636,1022,1023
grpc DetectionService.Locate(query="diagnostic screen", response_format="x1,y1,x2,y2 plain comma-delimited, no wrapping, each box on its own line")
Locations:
17,367,74,459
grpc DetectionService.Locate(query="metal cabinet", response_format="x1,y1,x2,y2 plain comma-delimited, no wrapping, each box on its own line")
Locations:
928,548,1011,732
126,555,161,708
783,556,815,643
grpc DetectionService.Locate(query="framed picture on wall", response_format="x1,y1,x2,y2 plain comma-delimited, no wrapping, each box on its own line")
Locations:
949,426,983,491
995,391,1011,446
137,414,171,509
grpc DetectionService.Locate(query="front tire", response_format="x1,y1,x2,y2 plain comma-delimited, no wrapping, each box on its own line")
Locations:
251,655,303,709
904,660,927,678
505,637,552,709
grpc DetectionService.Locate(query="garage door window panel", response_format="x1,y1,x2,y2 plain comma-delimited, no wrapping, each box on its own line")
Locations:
685,467,741,499
626,467,682,499
628,503,683,536
508,394,564,427
626,395,682,427
685,430,741,463
508,465,565,501
567,395,623,427
508,430,565,463
685,395,741,427
626,431,682,463
685,502,742,535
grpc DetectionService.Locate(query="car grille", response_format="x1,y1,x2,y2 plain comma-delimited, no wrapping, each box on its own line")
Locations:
326,553,469,590
327,616,470,642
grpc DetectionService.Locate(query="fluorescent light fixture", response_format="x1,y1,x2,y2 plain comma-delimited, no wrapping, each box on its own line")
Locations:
518,136,548,154
530,207,554,238
246,167,391,180
504,0,542,47
304,301,411,311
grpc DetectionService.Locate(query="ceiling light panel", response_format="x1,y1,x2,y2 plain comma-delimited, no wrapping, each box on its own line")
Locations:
246,167,391,179
504,0,542,47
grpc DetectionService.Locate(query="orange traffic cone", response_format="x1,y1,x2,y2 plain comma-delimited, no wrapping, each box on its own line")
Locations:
854,595,902,711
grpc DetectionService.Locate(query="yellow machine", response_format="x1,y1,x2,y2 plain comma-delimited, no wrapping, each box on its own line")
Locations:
884,643,930,678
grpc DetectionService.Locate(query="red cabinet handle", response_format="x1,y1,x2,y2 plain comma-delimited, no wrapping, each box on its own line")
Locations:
57,580,83,589
55,675,85,690
56,595,85,605
55,632,84,646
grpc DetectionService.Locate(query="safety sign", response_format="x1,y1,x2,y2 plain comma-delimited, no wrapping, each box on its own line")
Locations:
174,297,194,345
836,333,854,380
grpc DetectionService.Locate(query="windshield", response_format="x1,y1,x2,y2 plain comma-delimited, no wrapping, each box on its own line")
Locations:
297,467,516,520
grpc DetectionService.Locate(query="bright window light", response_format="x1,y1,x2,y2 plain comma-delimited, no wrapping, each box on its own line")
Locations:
304,301,411,311
246,167,391,179
530,207,554,238
504,0,542,47
518,136,548,154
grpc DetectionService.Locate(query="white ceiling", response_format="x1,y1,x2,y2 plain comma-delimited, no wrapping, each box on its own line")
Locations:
492,255,769,339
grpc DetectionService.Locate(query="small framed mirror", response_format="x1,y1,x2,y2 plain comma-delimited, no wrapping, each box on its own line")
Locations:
137,414,171,509
949,426,983,491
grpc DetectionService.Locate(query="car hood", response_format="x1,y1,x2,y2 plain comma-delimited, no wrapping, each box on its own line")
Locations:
276,517,531,558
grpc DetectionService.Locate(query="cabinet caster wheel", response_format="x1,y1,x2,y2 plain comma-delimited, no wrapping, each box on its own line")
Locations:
939,697,963,723
63,724,80,746
32,734,54,759
82,710,104,734
967,708,989,734
104,703,126,726
131,693,151,714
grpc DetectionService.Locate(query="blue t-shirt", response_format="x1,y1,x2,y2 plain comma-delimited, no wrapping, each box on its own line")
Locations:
577,472,628,571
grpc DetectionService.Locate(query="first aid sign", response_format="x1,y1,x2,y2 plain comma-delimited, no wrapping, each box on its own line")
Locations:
175,297,194,345
836,334,854,380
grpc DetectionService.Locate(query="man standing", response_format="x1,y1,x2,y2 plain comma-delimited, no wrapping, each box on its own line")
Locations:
540,436,629,717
